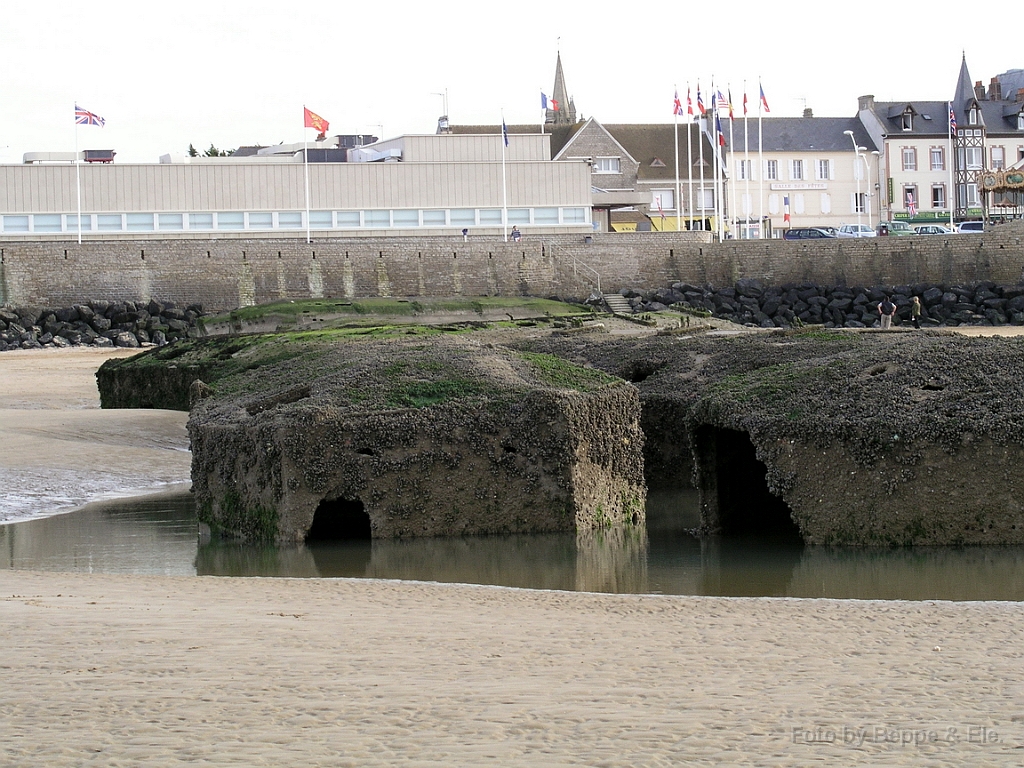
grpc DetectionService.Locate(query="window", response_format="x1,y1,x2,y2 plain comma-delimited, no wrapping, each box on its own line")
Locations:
902,110,913,131
931,185,946,209
364,210,390,227
991,147,1005,170
3,215,29,233
790,159,804,180
1018,113,1024,131
157,214,183,230
65,215,92,231
960,183,981,208
903,186,918,212
533,208,560,224
278,212,303,228
697,188,714,210
651,190,674,212
736,159,752,180
188,213,213,230
97,214,123,231
506,209,530,224
247,212,272,229
820,192,832,214
969,107,979,125
562,207,587,224
126,213,154,232
965,147,983,170
421,210,446,226
902,147,917,171
765,159,778,180
930,147,944,171
449,209,475,226
853,193,866,214
593,157,620,173
816,159,831,180
336,211,361,227
391,210,419,227
308,210,333,228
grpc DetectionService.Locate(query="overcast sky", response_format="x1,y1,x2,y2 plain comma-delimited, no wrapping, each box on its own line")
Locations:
0,0,1014,164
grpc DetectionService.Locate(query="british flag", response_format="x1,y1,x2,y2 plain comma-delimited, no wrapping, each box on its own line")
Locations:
75,105,105,127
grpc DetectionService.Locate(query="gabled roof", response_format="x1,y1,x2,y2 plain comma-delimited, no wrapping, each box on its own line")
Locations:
868,101,957,137
600,123,715,179
756,117,878,152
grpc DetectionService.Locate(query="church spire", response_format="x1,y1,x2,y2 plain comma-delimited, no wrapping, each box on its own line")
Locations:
547,51,577,125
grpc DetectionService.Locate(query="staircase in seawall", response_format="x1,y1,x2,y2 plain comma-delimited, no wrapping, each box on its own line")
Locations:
603,294,632,315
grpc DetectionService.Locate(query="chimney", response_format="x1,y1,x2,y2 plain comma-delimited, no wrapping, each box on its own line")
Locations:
803,107,814,118
1017,88,1024,104
975,80,986,100
858,95,875,112
989,77,1002,101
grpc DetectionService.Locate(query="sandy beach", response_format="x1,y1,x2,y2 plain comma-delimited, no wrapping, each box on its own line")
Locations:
3,341,1024,765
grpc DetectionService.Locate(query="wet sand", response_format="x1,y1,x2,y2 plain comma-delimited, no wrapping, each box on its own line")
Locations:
3,341,1024,765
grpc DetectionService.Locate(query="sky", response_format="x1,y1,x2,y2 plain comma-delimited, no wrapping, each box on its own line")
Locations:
0,0,1016,164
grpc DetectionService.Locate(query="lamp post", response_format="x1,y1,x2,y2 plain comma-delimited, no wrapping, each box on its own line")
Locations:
844,130,863,231
868,150,880,231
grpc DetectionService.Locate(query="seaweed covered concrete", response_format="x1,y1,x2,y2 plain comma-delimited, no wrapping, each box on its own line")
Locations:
522,329,1024,545
185,335,646,542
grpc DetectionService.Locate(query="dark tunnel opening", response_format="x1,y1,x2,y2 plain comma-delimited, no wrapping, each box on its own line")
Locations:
696,425,803,542
305,498,372,541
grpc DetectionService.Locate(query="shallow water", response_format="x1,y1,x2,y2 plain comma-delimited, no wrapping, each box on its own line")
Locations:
5,489,1024,601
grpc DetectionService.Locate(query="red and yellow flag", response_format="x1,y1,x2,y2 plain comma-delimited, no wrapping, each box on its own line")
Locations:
303,107,329,134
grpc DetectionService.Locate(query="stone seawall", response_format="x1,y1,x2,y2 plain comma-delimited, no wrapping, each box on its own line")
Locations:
2,226,1023,311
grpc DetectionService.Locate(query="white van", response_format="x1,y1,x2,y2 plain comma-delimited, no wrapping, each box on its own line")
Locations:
956,221,984,233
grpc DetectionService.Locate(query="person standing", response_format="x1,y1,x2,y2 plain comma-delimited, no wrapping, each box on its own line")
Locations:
911,296,922,329
878,296,897,330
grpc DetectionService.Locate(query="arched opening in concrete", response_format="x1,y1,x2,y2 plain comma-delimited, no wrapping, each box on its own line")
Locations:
694,425,802,542
305,498,372,541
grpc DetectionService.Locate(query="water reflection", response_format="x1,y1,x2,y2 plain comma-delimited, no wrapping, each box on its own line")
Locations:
6,489,1024,602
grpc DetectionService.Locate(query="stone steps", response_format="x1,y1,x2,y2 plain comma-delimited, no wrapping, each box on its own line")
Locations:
603,293,632,315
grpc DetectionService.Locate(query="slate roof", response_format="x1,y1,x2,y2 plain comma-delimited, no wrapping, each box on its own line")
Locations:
754,117,878,152
599,123,715,180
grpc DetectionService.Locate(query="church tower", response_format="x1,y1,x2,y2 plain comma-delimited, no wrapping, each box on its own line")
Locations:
546,52,577,126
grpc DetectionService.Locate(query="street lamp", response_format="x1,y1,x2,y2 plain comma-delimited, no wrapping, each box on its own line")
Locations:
844,130,863,230
868,150,880,231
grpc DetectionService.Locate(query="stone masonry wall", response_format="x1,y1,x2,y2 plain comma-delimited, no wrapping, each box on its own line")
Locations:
2,227,1022,312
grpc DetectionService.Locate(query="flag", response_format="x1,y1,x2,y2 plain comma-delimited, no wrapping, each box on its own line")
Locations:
727,89,735,121
759,84,770,113
716,90,728,111
541,92,559,111
502,119,509,147
948,103,957,133
673,90,683,116
906,192,917,217
303,107,329,135
75,105,105,127
696,85,705,115
743,91,748,116
715,112,726,146
687,87,694,117
783,195,791,224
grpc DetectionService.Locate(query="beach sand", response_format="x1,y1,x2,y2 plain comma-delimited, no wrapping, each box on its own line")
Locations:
3,340,1024,765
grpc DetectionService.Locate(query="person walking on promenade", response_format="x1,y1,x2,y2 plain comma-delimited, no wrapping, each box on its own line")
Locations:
911,296,922,329
878,296,897,330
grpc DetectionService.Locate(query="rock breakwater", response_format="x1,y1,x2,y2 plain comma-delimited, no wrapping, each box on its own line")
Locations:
624,279,1024,329
0,300,205,352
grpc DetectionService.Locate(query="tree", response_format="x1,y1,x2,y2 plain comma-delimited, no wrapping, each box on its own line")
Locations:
187,144,198,157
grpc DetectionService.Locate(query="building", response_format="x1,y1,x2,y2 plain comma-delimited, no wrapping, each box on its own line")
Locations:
858,56,1024,226
0,133,593,239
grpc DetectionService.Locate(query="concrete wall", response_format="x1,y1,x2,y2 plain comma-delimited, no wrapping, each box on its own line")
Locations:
2,227,1023,311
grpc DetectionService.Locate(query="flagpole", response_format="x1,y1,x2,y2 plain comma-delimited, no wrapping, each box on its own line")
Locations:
743,82,750,239
303,107,311,244
948,101,955,230
698,82,705,231
75,106,82,245
501,111,508,242
728,86,737,241
673,87,680,232
687,85,694,233
541,91,545,135
758,79,765,238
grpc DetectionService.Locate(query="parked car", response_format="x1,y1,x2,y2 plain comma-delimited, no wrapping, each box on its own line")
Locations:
914,224,953,235
878,221,917,236
783,227,838,240
956,221,984,233
837,223,877,238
